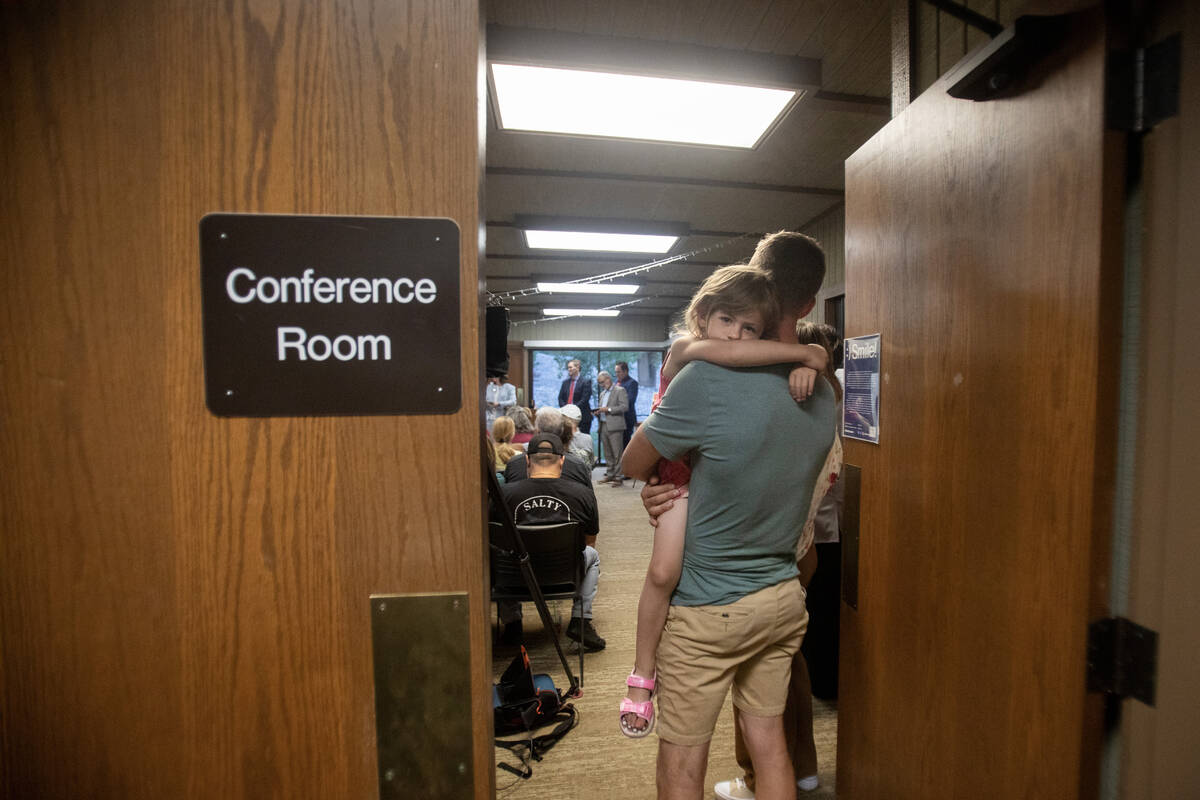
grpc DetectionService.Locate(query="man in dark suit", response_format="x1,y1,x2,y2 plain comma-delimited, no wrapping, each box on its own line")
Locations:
615,361,639,450
557,358,593,434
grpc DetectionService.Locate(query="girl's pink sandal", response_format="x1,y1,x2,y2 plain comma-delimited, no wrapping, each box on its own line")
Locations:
619,671,656,738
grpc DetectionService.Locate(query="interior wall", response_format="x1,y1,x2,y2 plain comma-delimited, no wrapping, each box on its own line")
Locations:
510,314,670,344
1123,2,1200,796
0,2,489,798
803,203,847,326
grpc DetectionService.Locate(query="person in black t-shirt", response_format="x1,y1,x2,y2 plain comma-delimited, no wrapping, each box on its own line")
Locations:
495,433,605,651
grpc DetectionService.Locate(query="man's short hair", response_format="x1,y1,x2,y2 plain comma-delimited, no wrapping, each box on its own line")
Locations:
527,433,564,467
597,370,612,382
615,361,629,373
567,358,581,369
534,406,567,445
749,230,826,312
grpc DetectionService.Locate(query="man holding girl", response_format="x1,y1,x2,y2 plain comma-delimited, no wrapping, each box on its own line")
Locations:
620,232,840,800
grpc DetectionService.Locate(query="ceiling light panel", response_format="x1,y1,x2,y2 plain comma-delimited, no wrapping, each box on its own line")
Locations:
525,230,677,254
543,308,621,317
536,282,640,294
491,63,798,149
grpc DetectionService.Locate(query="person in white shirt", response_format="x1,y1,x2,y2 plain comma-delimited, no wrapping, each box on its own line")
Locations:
485,374,516,431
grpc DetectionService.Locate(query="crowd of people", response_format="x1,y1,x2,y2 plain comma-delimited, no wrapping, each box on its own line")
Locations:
485,230,845,800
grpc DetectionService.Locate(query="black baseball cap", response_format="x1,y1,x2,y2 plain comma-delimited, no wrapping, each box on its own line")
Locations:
526,433,564,456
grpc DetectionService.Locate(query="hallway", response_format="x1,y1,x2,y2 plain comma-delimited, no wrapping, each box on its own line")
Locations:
491,470,839,799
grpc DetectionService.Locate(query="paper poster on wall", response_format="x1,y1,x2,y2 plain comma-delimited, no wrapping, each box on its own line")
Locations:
842,333,880,444
200,213,461,417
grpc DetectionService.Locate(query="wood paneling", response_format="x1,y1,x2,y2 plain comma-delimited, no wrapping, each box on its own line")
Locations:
839,9,1116,798
801,203,846,287
1124,2,1200,796
1,1,488,797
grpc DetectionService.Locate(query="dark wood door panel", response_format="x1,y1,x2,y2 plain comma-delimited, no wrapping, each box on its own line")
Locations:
1,2,487,798
839,9,1118,799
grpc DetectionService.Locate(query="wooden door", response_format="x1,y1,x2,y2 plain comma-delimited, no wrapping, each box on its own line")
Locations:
838,9,1120,799
1,2,490,798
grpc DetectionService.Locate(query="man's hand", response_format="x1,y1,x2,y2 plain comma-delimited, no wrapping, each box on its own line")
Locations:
789,366,818,402
640,475,679,528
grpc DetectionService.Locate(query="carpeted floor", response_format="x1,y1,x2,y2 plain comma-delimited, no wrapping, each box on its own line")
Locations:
492,468,838,799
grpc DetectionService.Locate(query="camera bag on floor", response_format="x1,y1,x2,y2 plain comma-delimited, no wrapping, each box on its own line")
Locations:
493,646,577,778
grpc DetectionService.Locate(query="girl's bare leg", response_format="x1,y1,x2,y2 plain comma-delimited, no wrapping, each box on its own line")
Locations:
622,494,688,732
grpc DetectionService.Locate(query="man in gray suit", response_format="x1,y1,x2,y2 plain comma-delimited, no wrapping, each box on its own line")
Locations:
594,370,629,487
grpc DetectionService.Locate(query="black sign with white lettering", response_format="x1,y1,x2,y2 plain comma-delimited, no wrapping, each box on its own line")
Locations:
200,213,461,416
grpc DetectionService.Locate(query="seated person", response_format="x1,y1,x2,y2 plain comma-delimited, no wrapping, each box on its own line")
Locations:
503,407,593,486
485,432,504,483
559,404,595,468
506,406,535,446
491,416,521,468
493,433,605,651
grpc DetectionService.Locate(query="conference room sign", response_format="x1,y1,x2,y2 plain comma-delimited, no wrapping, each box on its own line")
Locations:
200,213,461,416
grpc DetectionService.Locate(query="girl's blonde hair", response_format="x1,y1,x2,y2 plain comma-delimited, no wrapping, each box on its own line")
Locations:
795,321,843,403
492,416,515,443
495,442,520,466
683,265,780,340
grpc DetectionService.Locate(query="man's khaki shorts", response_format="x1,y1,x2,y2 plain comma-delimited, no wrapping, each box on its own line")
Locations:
655,578,808,745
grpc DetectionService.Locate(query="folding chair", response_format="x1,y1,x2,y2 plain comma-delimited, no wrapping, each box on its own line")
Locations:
489,520,587,686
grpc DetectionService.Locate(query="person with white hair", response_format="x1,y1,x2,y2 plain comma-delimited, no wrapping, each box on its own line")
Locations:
594,371,629,487
560,404,595,468
503,406,593,486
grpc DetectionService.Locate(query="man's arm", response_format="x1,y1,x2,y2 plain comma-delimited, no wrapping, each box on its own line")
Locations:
621,426,662,482
626,379,639,406
639,476,680,528
557,380,568,406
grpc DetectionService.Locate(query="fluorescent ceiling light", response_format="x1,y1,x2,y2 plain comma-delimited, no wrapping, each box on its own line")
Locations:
491,63,798,148
543,308,621,317
525,229,677,253
537,282,640,295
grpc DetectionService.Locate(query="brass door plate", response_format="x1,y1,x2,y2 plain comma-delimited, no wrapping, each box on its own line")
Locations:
371,592,473,800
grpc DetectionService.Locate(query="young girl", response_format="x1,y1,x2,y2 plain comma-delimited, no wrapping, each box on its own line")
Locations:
619,265,829,737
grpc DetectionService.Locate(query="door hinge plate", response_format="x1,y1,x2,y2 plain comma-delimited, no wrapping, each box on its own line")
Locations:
1086,616,1158,706
1108,34,1181,133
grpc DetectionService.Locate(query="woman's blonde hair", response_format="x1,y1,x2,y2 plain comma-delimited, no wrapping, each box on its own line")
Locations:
495,442,520,466
492,416,515,443
683,264,780,340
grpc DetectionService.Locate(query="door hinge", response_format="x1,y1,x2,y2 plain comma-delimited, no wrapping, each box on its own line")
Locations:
1108,34,1181,133
1086,616,1157,706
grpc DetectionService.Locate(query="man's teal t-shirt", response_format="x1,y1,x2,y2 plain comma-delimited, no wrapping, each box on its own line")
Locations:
642,361,836,606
